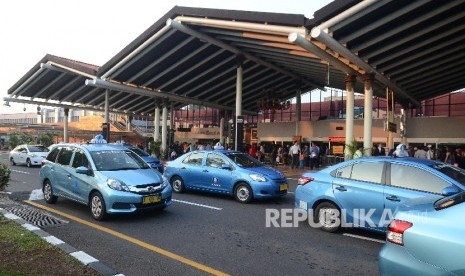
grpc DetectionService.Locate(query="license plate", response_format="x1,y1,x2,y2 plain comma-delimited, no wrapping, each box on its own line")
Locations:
279,184,288,191
142,195,161,204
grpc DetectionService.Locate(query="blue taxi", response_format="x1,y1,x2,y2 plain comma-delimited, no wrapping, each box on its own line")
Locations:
39,143,172,220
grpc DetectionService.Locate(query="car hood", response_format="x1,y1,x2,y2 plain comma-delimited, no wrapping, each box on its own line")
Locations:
100,169,163,185
246,166,286,180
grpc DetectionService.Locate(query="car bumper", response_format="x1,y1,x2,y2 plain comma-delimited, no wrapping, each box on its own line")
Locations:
379,243,451,276
252,182,288,199
105,185,172,214
29,157,46,166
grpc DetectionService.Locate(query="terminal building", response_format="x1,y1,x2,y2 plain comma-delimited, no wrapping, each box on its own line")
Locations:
3,1,465,159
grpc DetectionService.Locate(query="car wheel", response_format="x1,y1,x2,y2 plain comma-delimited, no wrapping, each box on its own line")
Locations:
90,192,107,221
314,202,341,233
26,158,32,168
43,180,57,204
234,183,253,203
10,157,16,166
170,176,185,193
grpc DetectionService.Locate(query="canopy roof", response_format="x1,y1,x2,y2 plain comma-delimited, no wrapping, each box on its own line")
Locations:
6,1,465,116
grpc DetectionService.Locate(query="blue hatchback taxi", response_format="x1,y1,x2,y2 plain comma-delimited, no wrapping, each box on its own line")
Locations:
40,143,172,220
163,150,288,203
295,157,465,232
379,192,465,275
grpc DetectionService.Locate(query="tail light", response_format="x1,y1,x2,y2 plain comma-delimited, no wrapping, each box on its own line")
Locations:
386,220,413,246
297,176,314,186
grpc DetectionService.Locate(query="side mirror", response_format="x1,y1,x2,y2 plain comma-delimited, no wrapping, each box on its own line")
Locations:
76,166,91,175
442,186,460,197
221,163,231,170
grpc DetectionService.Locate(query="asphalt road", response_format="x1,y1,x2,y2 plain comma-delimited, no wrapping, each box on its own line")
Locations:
1,152,384,276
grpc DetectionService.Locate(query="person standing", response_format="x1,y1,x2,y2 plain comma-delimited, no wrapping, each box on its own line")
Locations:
426,145,434,160
414,145,428,159
309,142,320,170
289,141,301,169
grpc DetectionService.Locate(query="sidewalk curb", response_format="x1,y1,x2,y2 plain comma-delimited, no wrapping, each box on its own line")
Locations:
0,202,124,276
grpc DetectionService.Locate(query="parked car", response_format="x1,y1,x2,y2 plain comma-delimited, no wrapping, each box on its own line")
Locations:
124,146,164,173
39,143,172,220
295,157,464,232
379,192,465,275
163,150,288,203
9,144,49,167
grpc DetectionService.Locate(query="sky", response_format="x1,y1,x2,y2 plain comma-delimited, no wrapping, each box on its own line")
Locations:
0,0,333,114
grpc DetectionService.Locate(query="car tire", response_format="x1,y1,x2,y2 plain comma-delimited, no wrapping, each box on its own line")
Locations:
171,176,185,193
10,157,16,166
234,183,253,203
43,180,57,204
314,202,341,233
90,192,107,221
26,158,32,168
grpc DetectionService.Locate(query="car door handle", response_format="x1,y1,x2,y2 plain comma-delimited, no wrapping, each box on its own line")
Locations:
335,185,347,192
386,195,401,202
202,170,209,172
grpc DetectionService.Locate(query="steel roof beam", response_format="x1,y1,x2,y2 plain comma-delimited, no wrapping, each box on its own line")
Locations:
309,29,420,106
373,25,465,68
168,18,322,90
85,78,256,115
158,49,226,90
142,43,211,87
339,0,429,45
357,6,465,56
32,72,66,99
9,67,47,97
47,77,82,101
2,96,139,117
127,36,196,83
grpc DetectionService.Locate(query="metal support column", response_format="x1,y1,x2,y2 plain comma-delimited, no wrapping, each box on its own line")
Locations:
63,108,69,143
296,89,301,136
235,57,244,152
363,73,374,156
162,103,168,158
154,104,160,142
345,74,356,159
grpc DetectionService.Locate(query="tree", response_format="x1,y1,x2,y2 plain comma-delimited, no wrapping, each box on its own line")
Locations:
39,132,54,147
0,163,11,191
6,132,33,149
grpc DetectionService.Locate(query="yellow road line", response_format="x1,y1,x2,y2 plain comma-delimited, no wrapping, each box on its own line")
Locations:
25,200,230,276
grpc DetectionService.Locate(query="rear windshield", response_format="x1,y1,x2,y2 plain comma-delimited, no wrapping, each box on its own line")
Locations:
224,152,262,168
90,150,149,171
29,146,49,152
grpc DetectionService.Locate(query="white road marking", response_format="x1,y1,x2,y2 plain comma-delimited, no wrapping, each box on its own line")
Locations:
172,199,222,210
343,233,385,244
10,169,30,174
70,251,99,265
44,236,65,245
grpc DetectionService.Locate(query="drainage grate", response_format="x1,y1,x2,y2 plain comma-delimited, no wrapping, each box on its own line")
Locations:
4,206,68,227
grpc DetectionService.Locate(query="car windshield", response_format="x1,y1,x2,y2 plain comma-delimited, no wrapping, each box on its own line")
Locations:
224,152,262,168
28,146,49,152
432,163,465,186
129,147,149,156
90,150,150,171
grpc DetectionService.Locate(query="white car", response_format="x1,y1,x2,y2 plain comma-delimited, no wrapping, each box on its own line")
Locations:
9,144,49,167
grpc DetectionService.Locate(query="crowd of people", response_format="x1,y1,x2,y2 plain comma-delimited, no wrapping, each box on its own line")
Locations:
164,137,465,170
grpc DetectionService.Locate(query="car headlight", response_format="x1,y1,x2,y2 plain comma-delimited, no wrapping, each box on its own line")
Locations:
249,174,267,182
107,178,130,191
29,154,38,158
